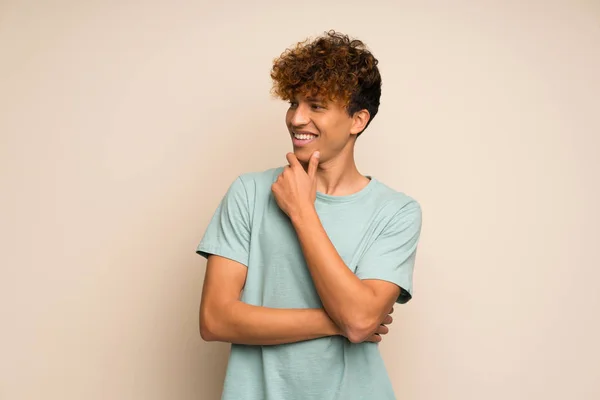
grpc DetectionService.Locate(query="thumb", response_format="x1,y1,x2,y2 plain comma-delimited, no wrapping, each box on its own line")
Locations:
308,151,320,179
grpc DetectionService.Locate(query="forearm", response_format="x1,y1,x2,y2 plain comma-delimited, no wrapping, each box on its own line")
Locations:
291,208,382,339
200,301,340,345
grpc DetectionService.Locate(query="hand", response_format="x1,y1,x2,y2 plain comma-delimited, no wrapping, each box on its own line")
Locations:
271,151,320,219
365,307,394,344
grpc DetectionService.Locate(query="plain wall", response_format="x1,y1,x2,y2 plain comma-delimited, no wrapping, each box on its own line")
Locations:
1,1,599,399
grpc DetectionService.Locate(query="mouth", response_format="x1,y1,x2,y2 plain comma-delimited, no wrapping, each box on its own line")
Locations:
292,131,318,147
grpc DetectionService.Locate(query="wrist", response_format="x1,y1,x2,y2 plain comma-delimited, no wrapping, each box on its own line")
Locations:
323,312,343,336
290,204,318,227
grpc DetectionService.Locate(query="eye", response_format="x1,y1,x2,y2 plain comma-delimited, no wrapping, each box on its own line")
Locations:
311,103,324,110
288,101,298,108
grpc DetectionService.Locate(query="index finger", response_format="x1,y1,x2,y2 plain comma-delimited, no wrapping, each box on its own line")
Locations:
307,151,320,179
286,152,302,169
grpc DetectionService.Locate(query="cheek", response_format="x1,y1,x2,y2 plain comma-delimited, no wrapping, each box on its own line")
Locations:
321,115,349,137
321,124,349,143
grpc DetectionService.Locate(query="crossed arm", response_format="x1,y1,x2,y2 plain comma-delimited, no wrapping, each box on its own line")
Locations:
199,213,399,346
200,154,403,346
199,254,394,345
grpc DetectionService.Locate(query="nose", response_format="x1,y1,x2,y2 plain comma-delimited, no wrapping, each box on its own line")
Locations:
289,103,310,127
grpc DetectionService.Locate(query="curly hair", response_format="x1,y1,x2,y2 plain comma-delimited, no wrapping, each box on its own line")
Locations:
270,30,382,136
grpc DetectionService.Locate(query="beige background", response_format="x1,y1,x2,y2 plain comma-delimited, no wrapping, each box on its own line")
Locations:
1,0,599,399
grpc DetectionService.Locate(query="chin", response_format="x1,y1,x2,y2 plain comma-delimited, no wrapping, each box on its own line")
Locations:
292,148,313,163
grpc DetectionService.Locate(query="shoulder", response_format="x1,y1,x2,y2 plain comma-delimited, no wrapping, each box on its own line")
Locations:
219,168,283,219
235,167,284,193
237,167,283,186
371,179,421,214
369,179,422,228
227,167,285,202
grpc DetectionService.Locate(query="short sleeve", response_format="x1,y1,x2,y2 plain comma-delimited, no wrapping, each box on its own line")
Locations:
355,200,422,304
196,177,251,267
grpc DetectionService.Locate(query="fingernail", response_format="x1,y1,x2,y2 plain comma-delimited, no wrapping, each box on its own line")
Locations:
314,151,320,158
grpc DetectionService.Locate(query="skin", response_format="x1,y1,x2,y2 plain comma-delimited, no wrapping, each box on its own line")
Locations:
200,93,398,345
286,94,371,195
271,95,401,342
200,253,393,345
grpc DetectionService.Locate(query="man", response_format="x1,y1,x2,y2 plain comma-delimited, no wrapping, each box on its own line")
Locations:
197,30,422,399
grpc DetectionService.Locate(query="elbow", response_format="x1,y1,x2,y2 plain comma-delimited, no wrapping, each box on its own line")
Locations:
200,299,238,343
344,327,374,344
199,320,217,342
199,308,221,342
199,317,216,342
342,317,380,344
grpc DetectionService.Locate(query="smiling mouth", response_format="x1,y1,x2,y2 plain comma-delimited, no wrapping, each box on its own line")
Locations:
292,132,318,147
293,132,318,140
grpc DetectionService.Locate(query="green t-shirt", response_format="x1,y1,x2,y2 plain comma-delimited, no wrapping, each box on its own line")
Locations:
197,167,422,400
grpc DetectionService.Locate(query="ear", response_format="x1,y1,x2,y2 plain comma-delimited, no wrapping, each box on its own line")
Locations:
349,109,371,136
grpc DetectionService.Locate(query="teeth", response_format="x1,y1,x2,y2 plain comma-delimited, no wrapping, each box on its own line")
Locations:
294,133,316,140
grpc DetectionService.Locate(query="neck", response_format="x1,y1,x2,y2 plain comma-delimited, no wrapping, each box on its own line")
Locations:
312,143,370,196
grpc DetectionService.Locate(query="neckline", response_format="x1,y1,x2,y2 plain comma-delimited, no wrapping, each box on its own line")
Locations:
316,176,376,204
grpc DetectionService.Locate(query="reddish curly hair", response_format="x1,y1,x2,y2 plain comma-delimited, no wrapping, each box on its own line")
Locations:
270,30,382,135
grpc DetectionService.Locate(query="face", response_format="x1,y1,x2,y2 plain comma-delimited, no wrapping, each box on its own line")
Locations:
285,94,369,163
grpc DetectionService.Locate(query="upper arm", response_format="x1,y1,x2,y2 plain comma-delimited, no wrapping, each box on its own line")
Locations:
196,175,252,294
199,255,247,340
196,176,252,334
196,176,252,266
356,199,422,305
201,255,247,312
362,279,401,321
